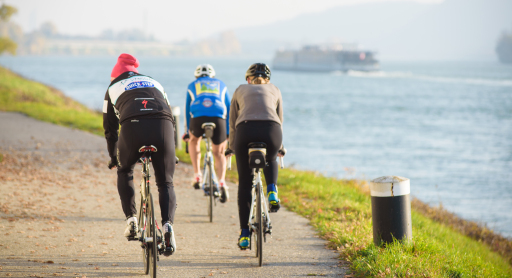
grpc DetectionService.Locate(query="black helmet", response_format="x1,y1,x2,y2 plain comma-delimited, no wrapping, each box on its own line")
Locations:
245,63,271,80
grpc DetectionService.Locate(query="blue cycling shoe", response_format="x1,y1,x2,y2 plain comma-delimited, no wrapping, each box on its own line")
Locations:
238,228,251,250
267,184,280,212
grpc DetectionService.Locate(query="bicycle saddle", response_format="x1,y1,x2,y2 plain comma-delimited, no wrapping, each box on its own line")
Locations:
248,142,267,169
139,145,157,157
248,142,267,149
201,122,216,129
201,122,216,138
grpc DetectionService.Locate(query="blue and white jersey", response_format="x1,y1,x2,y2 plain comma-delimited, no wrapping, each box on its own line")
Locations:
186,76,230,133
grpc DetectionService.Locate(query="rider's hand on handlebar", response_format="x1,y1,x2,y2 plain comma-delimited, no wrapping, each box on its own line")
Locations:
278,147,286,157
182,133,190,142
108,156,118,169
225,148,234,158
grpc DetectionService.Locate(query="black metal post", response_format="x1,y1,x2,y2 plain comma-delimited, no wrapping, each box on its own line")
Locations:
370,176,412,246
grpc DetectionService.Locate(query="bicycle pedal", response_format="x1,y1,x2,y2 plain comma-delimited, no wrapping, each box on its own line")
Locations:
163,246,174,256
269,202,281,213
193,182,200,190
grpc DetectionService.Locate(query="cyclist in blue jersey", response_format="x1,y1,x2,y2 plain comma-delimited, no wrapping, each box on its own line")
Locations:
182,64,231,203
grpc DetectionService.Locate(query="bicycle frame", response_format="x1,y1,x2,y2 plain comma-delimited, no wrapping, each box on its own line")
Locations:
138,155,163,252
248,168,272,241
201,136,219,190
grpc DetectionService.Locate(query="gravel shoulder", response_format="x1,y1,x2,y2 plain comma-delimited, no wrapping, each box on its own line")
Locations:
0,112,347,277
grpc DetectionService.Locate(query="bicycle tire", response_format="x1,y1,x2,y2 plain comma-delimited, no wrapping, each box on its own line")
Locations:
140,194,149,275
257,183,263,266
209,161,214,223
253,187,258,258
148,193,157,278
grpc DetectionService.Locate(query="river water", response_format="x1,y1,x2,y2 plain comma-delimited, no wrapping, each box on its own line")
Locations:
1,56,511,237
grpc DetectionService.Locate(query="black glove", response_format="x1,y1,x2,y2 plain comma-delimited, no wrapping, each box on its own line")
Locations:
182,133,190,141
225,148,234,156
278,146,287,156
108,156,118,169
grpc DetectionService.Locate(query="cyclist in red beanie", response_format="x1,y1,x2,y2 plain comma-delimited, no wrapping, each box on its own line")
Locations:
110,53,140,80
103,53,177,257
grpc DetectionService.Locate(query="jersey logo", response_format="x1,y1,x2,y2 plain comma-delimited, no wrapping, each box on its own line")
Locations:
202,98,213,108
195,81,220,95
125,81,155,91
142,99,148,108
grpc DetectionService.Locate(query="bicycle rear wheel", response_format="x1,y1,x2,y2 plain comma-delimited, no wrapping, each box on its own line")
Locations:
208,162,213,223
148,193,157,278
257,184,263,266
140,195,149,274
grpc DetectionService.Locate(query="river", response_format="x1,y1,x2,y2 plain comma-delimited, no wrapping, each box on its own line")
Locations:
1,56,511,237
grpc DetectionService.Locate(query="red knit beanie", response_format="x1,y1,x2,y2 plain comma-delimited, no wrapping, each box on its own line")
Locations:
111,53,139,79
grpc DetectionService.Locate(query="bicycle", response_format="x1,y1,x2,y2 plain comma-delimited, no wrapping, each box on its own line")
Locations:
244,142,285,267
129,145,175,278
199,122,219,223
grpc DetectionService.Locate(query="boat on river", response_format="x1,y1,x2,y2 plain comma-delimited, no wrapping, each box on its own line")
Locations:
272,44,379,72
496,32,512,64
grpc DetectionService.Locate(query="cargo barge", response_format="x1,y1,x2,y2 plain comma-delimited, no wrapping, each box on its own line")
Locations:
273,45,379,72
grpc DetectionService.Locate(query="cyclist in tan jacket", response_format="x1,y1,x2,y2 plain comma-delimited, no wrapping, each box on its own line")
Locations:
225,63,286,249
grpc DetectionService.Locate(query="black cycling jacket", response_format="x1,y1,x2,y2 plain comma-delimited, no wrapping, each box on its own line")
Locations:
103,71,175,158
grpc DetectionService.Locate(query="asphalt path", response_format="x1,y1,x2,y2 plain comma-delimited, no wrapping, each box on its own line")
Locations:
0,112,348,277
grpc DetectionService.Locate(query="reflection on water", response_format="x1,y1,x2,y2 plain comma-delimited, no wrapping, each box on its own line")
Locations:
1,56,511,237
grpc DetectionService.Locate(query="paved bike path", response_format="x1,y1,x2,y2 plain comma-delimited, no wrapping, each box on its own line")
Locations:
0,111,348,277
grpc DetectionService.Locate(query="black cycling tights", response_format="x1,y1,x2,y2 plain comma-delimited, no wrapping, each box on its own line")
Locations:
117,118,176,225
234,121,282,230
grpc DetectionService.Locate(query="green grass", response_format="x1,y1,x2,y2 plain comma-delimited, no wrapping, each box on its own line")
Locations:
2,65,512,277
0,66,103,135
277,169,512,277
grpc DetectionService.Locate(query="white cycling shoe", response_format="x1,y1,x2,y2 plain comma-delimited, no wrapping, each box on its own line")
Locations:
219,181,229,203
163,222,176,256
124,216,138,238
192,173,202,189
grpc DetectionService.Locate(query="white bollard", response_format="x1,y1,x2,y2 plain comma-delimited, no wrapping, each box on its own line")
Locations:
172,106,181,150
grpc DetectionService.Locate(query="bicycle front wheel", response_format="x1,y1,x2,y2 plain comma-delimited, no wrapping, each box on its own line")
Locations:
257,184,263,267
148,193,157,278
140,195,149,274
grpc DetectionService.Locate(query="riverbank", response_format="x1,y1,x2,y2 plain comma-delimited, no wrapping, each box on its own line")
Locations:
1,66,511,277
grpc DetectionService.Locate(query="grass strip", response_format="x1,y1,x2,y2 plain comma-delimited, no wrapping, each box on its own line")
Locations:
277,169,512,277
2,65,511,277
0,66,103,135
412,199,512,266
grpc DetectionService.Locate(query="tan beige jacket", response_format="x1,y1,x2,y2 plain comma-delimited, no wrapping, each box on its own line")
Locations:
229,83,283,148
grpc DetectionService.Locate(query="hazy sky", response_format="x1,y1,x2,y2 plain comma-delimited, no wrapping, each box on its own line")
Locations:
7,0,442,42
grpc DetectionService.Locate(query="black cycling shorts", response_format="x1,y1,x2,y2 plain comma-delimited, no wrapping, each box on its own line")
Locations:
189,116,227,145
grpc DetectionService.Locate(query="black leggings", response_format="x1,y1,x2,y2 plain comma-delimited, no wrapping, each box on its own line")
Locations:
234,121,282,229
117,118,176,225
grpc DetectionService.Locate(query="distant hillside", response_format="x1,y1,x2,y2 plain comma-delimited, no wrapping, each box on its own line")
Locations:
236,0,512,61
0,18,241,56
